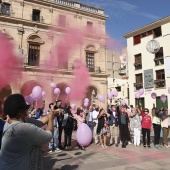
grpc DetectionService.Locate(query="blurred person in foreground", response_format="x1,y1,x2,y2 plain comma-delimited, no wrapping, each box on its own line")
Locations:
0,94,61,170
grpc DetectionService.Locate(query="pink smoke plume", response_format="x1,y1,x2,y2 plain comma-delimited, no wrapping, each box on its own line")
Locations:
69,59,91,101
46,27,85,69
106,34,125,52
0,33,22,90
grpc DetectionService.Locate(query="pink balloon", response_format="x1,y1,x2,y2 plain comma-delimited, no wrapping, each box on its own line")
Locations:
139,88,144,95
84,101,89,107
84,98,89,103
121,99,126,106
160,94,166,103
112,90,118,97
71,103,76,109
54,88,60,95
25,95,34,105
32,86,42,100
108,92,112,100
42,91,45,96
135,92,140,99
168,87,170,94
98,94,105,103
76,123,92,146
65,87,71,94
50,82,56,89
151,92,157,99
36,94,43,101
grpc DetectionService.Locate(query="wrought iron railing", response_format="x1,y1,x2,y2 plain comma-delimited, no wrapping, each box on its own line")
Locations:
154,79,166,88
134,83,143,90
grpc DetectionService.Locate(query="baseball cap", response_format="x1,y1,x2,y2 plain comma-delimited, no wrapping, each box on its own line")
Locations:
3,94,29,117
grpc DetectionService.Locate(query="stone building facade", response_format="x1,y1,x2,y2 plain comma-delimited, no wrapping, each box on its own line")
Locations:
0,0,108,108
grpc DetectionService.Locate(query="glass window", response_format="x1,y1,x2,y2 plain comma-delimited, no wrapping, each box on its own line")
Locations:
28,44,40,66
32,9,40,22
86,52,94,72
1,3,10,15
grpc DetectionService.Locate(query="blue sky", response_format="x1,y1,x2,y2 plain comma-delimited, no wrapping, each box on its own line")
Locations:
77,0,170,47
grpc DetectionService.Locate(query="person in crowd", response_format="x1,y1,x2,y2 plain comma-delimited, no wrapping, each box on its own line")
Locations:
124,105,132,145
92,105,100,144
130,107,141,147
118,106,129,148
48,103,62,153
62,106,74,150
0,93,61,170
108,105,119,147
152,107,162,148
87,105,93,132
0,100,5,149
161,108,170,148
54,100,64,149
140,104,152,148
76,107,85,150
97,108,110,148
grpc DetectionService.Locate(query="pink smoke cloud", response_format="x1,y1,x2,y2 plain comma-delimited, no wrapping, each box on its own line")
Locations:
69,59,91,101
0,33,22,90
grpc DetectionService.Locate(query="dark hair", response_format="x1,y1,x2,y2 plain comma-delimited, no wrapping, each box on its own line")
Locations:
77,107,81,115
143,108,149,112
111,105,115,108
67,106,71,114
99,108,104,114
49,103,53,109
3,94,29,119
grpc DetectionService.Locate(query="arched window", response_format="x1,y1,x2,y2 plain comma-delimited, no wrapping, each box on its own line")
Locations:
85,45,97,72
27,35,44,66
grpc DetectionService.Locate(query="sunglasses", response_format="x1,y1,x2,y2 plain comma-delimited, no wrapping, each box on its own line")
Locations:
144,111,148,112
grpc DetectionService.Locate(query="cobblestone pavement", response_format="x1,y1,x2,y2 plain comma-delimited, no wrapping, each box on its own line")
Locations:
43,132,170,170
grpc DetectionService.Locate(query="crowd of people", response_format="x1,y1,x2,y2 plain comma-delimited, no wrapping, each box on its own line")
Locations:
0,93,170,169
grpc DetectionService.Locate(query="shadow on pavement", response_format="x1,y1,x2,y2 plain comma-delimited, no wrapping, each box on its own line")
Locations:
55,164,79,170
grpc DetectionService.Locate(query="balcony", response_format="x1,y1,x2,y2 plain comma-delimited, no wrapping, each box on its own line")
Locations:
154,79,166,88
118,68,126,76
154,57,164,66
134,82,143,90
31,15,44,23
134,62,142,70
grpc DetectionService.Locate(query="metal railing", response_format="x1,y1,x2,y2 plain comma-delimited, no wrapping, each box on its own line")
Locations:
154,79,166,88
134,83,143,90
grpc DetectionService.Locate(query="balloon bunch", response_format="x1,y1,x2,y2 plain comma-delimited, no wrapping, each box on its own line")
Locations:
135,88,144,99
25,86,45,105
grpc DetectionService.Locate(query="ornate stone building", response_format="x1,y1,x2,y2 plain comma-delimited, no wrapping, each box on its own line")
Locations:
0,0,108,108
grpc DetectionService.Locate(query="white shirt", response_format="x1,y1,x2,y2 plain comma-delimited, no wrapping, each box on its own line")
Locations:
92,110,99,124
112,111,116,117
88,111,93,122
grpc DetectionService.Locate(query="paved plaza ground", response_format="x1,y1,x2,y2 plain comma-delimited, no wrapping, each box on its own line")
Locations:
43,132,170,170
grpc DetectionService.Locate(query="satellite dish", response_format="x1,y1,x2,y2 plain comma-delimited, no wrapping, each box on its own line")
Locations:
146,39,160,54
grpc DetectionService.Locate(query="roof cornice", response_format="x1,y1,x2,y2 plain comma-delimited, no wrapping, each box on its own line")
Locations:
123,15,170,38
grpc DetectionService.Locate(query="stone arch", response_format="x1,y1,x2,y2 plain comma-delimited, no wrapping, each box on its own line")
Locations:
0,85,12,101
27,34,44,44
85,44,97,53
86,85,99,107
20,80,41,97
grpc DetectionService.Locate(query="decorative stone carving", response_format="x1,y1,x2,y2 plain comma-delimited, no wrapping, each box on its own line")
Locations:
33,25,39,33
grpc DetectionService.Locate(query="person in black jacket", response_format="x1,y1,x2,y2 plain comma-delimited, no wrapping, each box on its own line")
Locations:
117,106,129,148
54,99,67,149
62,106,74,150
108,105,119,147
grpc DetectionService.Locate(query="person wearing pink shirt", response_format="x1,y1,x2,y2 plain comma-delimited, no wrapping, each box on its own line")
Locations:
140,106,152,148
